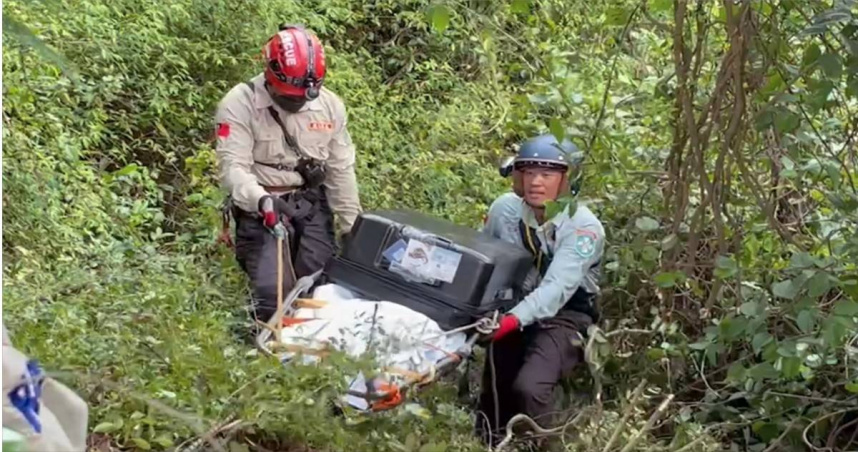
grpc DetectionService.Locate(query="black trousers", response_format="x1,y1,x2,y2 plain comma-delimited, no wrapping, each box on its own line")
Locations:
475,310,592,447
233,187,336,322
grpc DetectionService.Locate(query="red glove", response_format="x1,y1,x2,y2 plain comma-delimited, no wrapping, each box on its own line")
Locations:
259,195,292,228
259,196,277,228
492,315,521,342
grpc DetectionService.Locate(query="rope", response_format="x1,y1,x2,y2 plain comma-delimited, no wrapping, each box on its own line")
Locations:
490,340,500,438
420,312,500,342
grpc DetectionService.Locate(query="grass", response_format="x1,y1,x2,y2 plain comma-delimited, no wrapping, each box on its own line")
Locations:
2,241,492,451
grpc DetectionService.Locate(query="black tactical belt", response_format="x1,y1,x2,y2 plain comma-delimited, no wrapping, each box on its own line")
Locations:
254,161,295,172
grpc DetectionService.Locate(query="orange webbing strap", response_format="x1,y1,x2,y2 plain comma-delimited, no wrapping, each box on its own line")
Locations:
281,317,314,327
370,382,403,412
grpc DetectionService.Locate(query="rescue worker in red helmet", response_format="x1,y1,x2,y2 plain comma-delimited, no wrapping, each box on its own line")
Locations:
214,25,362,323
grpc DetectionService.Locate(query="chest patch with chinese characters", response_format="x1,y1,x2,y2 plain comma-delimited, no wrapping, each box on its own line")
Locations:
308,121,334,131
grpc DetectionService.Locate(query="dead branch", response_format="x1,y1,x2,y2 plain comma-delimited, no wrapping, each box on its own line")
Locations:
619,394,675,452
492,412,584,452
601,380,648,452
803,408,858,451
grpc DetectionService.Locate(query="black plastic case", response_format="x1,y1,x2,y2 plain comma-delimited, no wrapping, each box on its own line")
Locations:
324,209,534,330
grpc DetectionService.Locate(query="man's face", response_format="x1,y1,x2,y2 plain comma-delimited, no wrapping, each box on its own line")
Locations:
520,167,565,207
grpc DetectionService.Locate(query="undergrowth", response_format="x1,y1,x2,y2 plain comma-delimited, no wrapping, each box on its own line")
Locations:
3,0,858,451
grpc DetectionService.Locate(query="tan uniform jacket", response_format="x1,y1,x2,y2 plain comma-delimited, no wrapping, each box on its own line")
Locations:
214,73,362,235
2,324,89,452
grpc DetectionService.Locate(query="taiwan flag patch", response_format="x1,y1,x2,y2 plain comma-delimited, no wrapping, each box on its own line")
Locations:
217,123,230,138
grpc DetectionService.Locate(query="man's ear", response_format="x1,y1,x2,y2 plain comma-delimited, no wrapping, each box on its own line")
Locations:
512,170,524,197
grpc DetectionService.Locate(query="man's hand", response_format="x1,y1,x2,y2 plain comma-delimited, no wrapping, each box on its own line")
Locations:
258,195,291,228
492,314,521,342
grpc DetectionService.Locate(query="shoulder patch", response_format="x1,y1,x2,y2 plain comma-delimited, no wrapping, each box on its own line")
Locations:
7,359,45,433
217,123,230,138
572,228,598,258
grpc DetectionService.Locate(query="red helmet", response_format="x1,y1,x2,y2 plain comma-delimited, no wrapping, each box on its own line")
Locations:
263,25,326,100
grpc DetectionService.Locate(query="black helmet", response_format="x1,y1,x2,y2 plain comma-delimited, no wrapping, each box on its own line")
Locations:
499,134,585,195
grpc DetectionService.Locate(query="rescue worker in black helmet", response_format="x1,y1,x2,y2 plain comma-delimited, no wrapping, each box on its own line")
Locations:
476,133,605,446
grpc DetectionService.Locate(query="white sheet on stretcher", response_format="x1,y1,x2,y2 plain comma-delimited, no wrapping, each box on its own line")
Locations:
276,283,468,411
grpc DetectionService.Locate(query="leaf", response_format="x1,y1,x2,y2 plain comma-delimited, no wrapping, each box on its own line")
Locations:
752,422,781,442
774,110,800,133
848,77,858,99
797,310,816,333
740,301,761,318
846,382,858,393
654,272,681,288
93,422,119,433
825,159,842,185
428,5,451,33
808,272,833,298
819,53,843,79
647,348,666,360
606,6,631,26
720,316,749,340
833,300,858,317
772,280,798,300
115,164,139,177
781,357,802,379
823,316,852,346
802,44,822,71
510,0,530,14
789,252,813,269
405,433,420,451
689,341,710,351
2,16,79,80
802,158,823,175
641,245,659,262
715,256,738,279
404,403,432,420
635,216,660,232
661,233,678,250
748,363,780,380
419,442,447,452
548,117,565,143
650,0,672,13
726,362,746,383
544,199,574,221
819,53,843,78
807,80,835,111
132,438,151,450
752,332,773,354
155,436,175,448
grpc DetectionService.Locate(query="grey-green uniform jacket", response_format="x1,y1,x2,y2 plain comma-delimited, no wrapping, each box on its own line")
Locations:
482,192,605,327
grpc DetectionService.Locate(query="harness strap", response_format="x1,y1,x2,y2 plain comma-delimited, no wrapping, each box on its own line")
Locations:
244,79,308,168
518,221,554,278
266,106,310,160
218,195,235,249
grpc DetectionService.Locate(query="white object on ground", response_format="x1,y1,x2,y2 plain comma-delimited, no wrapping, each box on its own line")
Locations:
276,283,467,411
